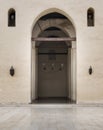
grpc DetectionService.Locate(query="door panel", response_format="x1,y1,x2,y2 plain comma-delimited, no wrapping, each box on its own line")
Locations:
38,54,68,97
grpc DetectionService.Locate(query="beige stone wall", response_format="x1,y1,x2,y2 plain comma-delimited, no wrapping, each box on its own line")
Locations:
0,0,103,103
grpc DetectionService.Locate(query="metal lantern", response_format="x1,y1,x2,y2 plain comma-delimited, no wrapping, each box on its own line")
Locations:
89,66,92,75
10,66,15,76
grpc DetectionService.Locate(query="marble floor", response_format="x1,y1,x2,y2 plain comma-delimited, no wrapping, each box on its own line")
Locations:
0,105,103,130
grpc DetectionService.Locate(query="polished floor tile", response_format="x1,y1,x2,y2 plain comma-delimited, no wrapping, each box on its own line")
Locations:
0,105,103,130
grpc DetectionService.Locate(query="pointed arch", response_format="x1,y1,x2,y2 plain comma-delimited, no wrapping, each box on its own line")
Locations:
31,8,77,104
31,8,76,34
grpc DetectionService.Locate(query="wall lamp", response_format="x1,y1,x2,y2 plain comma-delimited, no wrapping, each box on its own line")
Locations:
10,66,15,76
89,66,93,75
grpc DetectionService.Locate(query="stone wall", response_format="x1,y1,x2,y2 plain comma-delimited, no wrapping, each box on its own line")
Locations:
0,0,103,103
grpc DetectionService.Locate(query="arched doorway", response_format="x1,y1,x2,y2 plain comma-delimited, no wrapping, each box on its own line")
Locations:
31,11,76,103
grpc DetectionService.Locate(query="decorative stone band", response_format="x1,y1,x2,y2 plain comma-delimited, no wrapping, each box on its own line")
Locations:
31,37,76,42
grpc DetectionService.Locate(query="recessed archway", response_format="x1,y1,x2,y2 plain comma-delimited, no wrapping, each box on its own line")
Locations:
31,11,76,104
